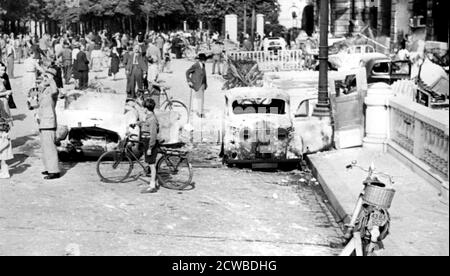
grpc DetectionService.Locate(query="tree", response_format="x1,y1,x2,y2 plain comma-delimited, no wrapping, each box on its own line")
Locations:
1,0,281,35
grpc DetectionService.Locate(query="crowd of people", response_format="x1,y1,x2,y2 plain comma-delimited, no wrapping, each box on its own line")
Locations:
0,27,298,184
0,28,227,193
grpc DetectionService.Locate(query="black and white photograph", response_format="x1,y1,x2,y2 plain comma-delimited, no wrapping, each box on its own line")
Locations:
0,0,448,259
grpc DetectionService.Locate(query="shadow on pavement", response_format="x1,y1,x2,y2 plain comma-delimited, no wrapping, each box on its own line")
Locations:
60,162,79,177
12,114,27,122
7,154,31,176
12,135,36,149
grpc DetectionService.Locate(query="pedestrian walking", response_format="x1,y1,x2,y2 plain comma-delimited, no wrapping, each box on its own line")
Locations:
155,35,165,57
74,44,90,90
172,34,183,59
146,56,161,108
122,46,132,67
6,39,15,79
186,53,208,118
37,68,61,180
0,62,15,120
58,42,73,85
71,42,81,89
211,40,224,75
23,52,44,93
15,35,24,64
161,40,172,73
39,34,51,57
90,42,103,72
146,42,161,68
109,46,120,81
243,35,253,51
125,45,147,99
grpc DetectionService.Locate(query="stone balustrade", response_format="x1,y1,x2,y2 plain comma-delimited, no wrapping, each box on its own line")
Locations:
387,96,449,202
363,80,449,202
388,97,449,179
228,50,304,72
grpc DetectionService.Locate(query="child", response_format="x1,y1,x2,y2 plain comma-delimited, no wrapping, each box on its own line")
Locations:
0,118,12,179
138,98,160,194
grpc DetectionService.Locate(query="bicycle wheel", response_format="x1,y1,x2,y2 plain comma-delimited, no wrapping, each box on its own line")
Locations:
157,156,193,190
97,150,134,183
161,100,189,124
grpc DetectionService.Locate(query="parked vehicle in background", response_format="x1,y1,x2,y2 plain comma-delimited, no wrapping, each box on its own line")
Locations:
361,54,411,85
262,37,287,54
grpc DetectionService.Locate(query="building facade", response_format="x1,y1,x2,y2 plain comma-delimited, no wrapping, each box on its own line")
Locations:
278,0,448,48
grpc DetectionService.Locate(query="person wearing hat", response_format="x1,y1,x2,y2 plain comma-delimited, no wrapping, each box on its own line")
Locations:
37,68,61,180
125,45,147,99
186,53,208,118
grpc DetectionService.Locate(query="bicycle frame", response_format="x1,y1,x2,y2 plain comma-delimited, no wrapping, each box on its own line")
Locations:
112,139,149,180
119,137,188,180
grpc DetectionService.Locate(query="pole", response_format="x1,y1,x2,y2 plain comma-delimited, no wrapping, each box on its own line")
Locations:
243,1,247,36
251,6,256,48
312,0,331,117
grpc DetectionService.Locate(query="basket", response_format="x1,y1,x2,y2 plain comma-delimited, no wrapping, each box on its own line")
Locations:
363,183,396,209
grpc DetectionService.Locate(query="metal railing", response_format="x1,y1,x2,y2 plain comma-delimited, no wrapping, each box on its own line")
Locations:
227,50,305,72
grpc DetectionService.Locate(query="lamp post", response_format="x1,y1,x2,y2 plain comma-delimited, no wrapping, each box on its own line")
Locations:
312,0,331,117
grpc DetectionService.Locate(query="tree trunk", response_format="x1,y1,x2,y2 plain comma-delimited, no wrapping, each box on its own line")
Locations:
146,14,150,34
129,17,133,36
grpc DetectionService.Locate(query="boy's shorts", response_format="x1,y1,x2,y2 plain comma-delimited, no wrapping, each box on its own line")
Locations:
142,137,158,165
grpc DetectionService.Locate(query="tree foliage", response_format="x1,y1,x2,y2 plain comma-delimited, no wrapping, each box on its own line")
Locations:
0,0,281,34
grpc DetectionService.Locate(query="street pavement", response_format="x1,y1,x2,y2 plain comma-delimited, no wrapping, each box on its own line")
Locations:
0,59,343,256
308,148,449,256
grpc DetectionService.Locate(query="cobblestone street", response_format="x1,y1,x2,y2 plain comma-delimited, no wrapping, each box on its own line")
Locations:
0,60,343,256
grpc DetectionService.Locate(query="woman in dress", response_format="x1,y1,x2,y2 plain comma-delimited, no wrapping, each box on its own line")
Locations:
109,46,120,80
0,62,14,120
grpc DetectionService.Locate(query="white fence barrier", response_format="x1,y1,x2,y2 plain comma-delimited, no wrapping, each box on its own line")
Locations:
228,50,304,72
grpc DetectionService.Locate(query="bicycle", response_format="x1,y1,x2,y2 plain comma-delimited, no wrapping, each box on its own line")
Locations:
141,84,189,124
96,134,193,191
340,161,396,256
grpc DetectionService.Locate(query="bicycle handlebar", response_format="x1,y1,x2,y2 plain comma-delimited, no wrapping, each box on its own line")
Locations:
346,161,394,185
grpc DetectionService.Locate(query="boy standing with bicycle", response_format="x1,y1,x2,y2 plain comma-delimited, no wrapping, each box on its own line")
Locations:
138,98,160,194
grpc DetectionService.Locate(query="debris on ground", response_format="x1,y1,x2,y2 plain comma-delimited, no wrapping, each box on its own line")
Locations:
64,243,81,256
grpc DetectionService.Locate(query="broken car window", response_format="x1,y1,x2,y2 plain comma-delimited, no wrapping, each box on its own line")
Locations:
232,99,286,115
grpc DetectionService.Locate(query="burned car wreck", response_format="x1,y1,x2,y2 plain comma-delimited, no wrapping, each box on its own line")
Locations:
221,88,302,169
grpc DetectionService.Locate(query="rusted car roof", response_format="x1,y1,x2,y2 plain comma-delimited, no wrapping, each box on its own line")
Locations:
225,87,290,101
